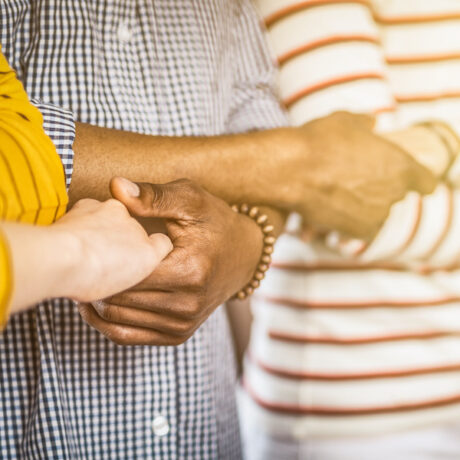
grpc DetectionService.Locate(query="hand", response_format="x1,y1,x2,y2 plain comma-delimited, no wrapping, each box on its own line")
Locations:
53,195,173,302
273,112,437,239
78,177,263,346
3,192,172,314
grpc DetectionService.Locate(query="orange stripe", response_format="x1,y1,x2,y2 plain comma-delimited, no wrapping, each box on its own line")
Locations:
375,12,460,26
258,294,460,310
249,353,460,381
268,330,459,345
264,0,371,28
387,52,460,65
277,35,379,65
395,91,460,103
244,379,460,415
283,72,386,107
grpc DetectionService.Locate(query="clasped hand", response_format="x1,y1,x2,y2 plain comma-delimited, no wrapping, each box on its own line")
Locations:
79,178,262,346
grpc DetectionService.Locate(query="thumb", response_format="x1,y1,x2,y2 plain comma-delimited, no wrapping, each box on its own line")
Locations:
110,177,191,219
147,233,174,263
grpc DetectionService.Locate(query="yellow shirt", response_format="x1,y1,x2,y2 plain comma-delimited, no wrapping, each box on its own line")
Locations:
0,47,68,328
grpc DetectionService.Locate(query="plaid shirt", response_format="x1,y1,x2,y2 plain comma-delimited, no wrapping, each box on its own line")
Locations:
0,1,287,458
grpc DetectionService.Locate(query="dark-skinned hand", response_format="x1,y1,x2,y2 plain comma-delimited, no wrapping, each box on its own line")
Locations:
79,177,263,346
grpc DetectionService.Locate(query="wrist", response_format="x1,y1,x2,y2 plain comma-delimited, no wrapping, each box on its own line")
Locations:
43,225,84,300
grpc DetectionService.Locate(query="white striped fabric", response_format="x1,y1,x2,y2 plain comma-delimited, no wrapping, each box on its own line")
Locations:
245,0,460,440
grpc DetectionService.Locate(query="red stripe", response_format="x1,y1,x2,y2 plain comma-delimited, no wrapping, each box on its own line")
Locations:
387,52,460,65
250,353,460,381
283,72,386,107
277,35,379,65
268,329,459,345
258,294,460,310
375,12,460,26
395,91,460,103
264,0,371,28
244,379,460,415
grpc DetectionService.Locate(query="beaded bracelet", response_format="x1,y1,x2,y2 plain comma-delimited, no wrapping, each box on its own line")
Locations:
231,204,276,300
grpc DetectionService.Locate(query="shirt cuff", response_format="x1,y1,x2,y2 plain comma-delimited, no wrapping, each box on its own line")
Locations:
31,100,76,189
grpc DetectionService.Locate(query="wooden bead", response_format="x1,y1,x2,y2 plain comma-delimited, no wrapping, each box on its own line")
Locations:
262,224,274,234
263,246,274,255
249,206,259,218
254,271,265,281
256,214,268,225
258,263,269,272
264,236,276,245
240,203,249,214
261,254,271,264
236,290,247,300
244,286,254,296
250,279,260,289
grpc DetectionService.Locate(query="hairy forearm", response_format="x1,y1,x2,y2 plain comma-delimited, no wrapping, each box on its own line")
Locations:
69,123,298,209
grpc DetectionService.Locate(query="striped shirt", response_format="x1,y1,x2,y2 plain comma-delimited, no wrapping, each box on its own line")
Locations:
243,0,460,443
0,1,287,458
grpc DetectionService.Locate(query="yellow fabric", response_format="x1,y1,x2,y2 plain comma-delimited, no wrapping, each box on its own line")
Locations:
0,229,12,329
0,46,68,329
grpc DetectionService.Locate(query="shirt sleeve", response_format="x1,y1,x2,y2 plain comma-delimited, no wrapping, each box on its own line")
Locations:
226,0,289,134
0,229,12,330
0,48,69,225
31,100,75,190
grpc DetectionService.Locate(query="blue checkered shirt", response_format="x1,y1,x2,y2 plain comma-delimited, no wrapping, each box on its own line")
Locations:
0,0,287,458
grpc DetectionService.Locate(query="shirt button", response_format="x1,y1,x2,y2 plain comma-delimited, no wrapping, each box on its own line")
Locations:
117,22,132,43
151,415,170,437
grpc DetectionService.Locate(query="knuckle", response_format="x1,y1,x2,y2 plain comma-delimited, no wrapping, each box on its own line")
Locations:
94,301,118,322
106,198,127,212
187,256,212,289
174,320,195,337
105,327,130,346
185,298,204,319
169,335,188,346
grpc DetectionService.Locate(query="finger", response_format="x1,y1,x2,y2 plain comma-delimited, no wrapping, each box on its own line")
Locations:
404,157,437,196
131,248,202,291
91,299,199,336
147,233,174,263
105,290,203,318
110,177,202,221
78,303,190,346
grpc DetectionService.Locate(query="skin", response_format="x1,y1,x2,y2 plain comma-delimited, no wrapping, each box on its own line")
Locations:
3,191,172,314
70,112,436,346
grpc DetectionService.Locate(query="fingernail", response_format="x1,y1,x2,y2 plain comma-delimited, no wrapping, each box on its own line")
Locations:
117,177,140,197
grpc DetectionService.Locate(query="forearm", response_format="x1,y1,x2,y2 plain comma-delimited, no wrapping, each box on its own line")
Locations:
69,122,298,209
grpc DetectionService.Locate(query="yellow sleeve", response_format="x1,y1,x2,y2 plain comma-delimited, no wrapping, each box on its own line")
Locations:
0,230,12,330
0,46,68,225
0,46,68,329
